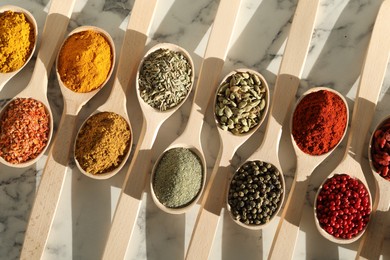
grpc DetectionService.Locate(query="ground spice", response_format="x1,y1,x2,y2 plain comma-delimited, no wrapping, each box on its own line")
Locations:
371,118,390,180
58,30,112,93
75,112,131,174
292,90,347,155
0,98,50,164
153,147,203,208
0,11,35,73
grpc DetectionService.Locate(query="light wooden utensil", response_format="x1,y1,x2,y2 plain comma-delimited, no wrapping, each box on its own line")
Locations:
0,0,76,169
73,0,160,180
0,5,53,168
149,0,244,215
355,2,390,255
356,115,390,260
0,5,38,91
150,69,269,214
21,4,118,259
185,68,269,259
103,0,240,258
314,0,390,245
269,87,349,259
186,0,319,259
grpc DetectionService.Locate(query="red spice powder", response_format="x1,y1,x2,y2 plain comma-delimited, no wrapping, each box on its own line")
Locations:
0,98,50,164
292,90,347,155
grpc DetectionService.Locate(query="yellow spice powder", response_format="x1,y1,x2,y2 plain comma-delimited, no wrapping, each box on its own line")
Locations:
0,11,35,73
58,30,112,93
75,112,131,175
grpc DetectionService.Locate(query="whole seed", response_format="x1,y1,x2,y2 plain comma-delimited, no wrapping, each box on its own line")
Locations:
316,174,371,239
0,98,50,164
138,48,192,111
228,160,283,226
215,71,267,135
370,118,390,181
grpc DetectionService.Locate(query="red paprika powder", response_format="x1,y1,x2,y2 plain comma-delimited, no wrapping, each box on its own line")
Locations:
292,89,347,155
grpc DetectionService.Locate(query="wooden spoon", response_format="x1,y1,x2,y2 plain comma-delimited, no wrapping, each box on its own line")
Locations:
356,115,390,260
150,69,269,214
354,2,390,255
103,0,240,258
0,5,38,91
20,5,118,259
0,3,59,168
269,87,349,259
73,0,160,180
186,0,320,258
313,0,390,244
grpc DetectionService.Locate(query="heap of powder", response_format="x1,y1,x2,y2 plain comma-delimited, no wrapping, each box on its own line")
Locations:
0,11,35,73
58,30,112,93
75,112,131,174
292,90,347,155
153,147,203,208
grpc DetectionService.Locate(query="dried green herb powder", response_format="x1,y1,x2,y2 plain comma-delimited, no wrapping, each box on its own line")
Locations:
153,147,203,208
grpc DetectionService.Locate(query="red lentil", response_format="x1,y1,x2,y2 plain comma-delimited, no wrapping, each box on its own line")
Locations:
371,118,390,181
316,174,371,239
0,98,50,164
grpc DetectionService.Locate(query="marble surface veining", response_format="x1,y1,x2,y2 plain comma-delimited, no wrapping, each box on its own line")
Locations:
1,0,390,259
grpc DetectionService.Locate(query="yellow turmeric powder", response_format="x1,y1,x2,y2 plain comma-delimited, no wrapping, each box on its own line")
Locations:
0,11,35,73
58,30,112,93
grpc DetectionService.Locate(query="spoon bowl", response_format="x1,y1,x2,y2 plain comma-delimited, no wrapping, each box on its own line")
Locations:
356,115,390,258
314,170,372,244
0,5,38,91
150,143,207,214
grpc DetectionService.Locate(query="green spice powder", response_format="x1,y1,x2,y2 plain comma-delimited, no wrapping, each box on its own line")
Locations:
153,147,203,208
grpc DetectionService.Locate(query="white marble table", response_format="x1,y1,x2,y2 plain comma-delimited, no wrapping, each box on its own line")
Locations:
1,0,390,259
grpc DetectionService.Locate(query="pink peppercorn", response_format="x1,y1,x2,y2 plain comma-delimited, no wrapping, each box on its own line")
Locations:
316,174,371,239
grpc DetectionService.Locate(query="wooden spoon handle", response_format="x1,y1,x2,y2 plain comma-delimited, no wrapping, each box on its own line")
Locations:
356,209,389,259
186,162,232,260
101,0,158,112
24,0,76,97
102,120,160,260
21,110,78,260
269,161,314,260
346,0,390,161
259,0,320,155
180,0,241,140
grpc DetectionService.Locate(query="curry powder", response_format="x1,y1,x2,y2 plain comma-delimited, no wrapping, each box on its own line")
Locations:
58,30,112,93
0,11,35,73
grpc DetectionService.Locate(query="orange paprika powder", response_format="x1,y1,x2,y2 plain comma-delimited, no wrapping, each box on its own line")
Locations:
292,89,347,155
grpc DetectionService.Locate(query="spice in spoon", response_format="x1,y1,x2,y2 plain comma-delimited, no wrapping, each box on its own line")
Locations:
0,10,35,73
138,48,192,111
316,174,371,239
58,30,112,93
215,71,268,135
153,147,203,208
227,160,283,226
292,89,347,155
0,98,50,164
75,112,131,175
371,118,390,180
